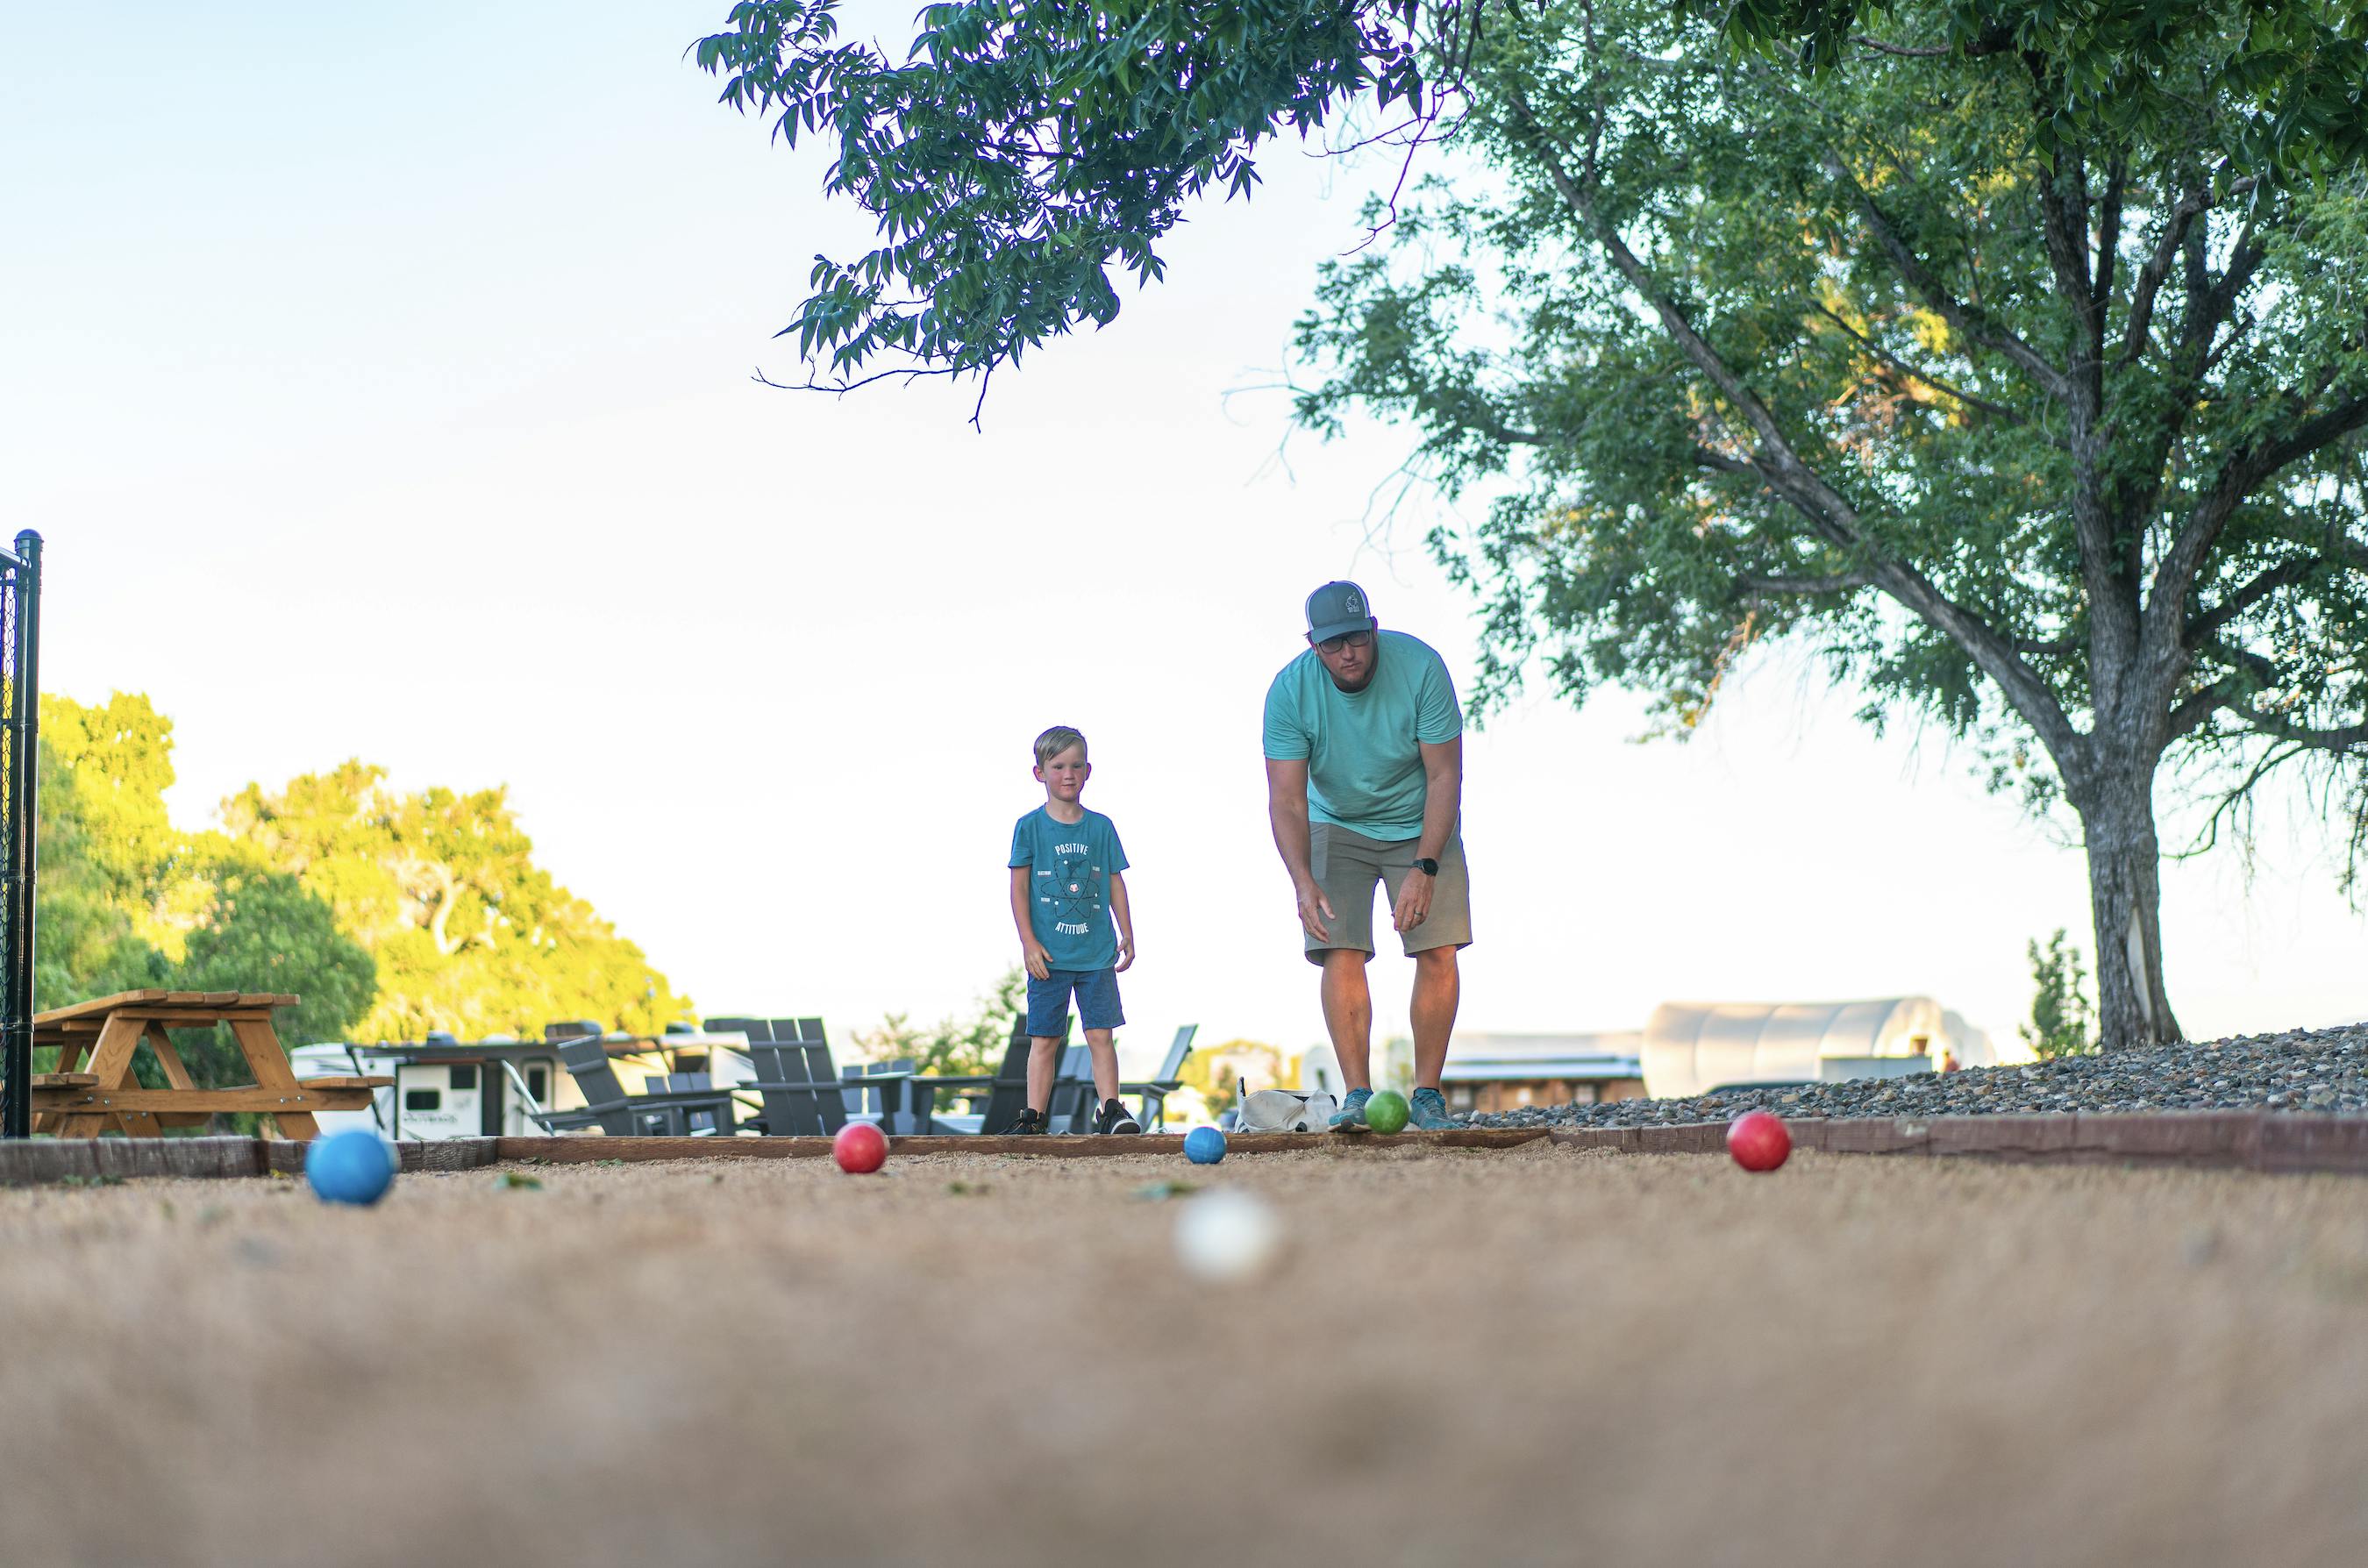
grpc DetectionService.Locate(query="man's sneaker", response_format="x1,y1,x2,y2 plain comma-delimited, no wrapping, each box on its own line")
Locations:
1010,1108,1048,1136
1409,1087,1458,1130
1330,1087,1374,1132
1094,1098,1141,1135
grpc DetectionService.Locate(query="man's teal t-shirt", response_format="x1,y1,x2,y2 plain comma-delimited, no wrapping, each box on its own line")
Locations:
1008,807,1130,970
1261,630,1463,839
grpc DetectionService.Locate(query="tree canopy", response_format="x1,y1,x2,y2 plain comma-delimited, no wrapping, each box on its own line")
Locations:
220,763,694,1043
35,695,692,1073
696,0,2368,400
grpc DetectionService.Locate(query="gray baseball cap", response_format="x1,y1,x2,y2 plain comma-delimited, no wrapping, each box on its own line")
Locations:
1305,581,1378,644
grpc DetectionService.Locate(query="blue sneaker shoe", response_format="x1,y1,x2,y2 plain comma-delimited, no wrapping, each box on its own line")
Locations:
1409,1087,1457,1130
1330,1087,1373,1132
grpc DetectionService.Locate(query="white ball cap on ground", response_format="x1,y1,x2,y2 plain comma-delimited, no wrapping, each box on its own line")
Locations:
1173,1187,1282,1283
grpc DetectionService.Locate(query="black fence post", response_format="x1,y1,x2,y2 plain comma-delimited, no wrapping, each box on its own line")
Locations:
1,530,40,1139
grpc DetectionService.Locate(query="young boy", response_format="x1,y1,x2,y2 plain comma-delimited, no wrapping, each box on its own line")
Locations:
1007,724,1138,1134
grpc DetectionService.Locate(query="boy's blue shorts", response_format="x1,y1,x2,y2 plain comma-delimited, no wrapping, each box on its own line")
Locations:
1025,967,1124,1037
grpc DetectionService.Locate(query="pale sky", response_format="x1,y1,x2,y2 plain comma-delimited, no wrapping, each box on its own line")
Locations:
6,1,2363,1068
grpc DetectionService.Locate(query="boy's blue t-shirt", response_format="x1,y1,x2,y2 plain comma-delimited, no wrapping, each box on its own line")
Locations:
1008,806,1130,971
1261,630,1464,839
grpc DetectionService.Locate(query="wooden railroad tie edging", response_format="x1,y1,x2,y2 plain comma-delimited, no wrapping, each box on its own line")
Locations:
6,1111,2368,1186
1550,1109,2368,1174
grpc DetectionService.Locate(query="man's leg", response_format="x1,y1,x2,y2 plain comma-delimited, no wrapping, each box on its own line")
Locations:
1409,946,1460,1089
1320,949,1375,1091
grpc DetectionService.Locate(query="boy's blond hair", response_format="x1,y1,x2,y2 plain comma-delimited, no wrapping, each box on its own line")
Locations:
1032,725,1088,767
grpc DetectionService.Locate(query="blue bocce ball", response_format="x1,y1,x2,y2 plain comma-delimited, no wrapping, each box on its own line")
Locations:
306,1127,396,1206
1184,1126,1227,1165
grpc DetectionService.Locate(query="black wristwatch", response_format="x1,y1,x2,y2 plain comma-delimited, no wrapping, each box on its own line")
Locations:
1414,857,1439,877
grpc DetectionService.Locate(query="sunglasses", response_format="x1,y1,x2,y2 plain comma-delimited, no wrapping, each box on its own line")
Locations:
1314,630,1373,655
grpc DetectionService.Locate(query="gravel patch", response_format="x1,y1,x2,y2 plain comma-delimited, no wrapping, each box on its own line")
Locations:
1463,1019,2368,1129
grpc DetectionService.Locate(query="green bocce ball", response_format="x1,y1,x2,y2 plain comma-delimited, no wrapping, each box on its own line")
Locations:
1365,1089,1410,1135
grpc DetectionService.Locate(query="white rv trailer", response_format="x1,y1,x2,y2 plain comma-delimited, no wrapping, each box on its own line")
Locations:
289,1030,755,1141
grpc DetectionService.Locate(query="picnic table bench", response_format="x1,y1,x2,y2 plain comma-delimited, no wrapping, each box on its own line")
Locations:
27,990,389,1139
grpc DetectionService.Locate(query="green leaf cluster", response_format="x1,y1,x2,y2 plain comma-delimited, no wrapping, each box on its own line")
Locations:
850,967,1026,1076
695,0,1427,396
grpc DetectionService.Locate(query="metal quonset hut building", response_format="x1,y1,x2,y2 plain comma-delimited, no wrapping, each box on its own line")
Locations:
1641,997,1999,1100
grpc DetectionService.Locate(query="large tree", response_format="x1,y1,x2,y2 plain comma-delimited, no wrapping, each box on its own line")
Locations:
700,0,2368,1044
221,763,695,1042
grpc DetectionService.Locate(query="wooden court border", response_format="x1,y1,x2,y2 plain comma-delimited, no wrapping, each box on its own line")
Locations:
4,1110,2368,1185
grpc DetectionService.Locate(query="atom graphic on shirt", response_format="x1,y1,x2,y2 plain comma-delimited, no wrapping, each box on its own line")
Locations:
1039,855,1102,925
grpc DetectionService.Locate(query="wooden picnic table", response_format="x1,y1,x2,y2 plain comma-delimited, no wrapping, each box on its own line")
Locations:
27,991,389,1140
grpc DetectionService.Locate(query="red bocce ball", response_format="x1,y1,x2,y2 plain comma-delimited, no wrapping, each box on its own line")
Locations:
833,1121,888,1174
1726,1110,1792,1173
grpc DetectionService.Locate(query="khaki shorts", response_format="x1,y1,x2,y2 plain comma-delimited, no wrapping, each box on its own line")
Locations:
1304,822,1473,965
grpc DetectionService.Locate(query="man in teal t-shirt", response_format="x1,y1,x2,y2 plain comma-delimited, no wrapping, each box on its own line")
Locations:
1263,581,1469,1133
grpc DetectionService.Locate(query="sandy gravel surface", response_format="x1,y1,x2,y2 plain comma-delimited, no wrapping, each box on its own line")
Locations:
4,1144,2365,1566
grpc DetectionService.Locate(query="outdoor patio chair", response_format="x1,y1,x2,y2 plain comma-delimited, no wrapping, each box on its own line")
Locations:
1121,1024,1201,1131
914,1010,1070,1134
660,1072,731,1136
845,1057,922,1134
539,1034,743,1137
1049,1044,1097,1132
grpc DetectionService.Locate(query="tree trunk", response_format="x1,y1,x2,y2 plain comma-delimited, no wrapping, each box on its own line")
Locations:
2076,766,2183,1049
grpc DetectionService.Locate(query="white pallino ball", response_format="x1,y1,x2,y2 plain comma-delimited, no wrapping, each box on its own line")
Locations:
1172,1187,1282,1283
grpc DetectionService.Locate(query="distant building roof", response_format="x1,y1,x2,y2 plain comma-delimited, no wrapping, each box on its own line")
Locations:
1439,1030,1644,1084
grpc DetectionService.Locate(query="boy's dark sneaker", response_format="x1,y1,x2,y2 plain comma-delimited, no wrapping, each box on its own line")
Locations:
1010,1108,1048,1135
1094,1097,1142,1135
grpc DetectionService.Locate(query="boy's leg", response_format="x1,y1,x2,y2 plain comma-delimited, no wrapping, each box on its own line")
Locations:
1026,1036,1061,1113
1020,970,1074,1123
1083,1028,1121,1102
1074,970,1137,1133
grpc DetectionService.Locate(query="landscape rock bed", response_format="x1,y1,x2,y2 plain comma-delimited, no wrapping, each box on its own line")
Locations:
1465,1021,2368,1129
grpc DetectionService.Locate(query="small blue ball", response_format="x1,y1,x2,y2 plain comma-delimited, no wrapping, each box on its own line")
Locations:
1184,1126,1227,1165
306,1128,396,1206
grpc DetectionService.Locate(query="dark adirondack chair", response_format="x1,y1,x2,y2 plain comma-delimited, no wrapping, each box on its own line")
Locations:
847,1058,920,1134
1049,1044,1098,1132
1121,1024,1201,1131
542,1033,742,1137
916,1010,1070,1134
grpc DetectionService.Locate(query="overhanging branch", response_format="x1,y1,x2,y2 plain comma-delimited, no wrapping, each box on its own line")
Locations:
2144,393,2368,661
1502,87,2082,767
1809,303,2052,438
1821,152,2072,403
1738,571,1872,595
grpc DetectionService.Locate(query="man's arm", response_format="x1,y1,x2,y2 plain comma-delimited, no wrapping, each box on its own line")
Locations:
1266,757,1333,943
1108,870,1135,972
1009,866,1051,980
1392,736,1463,932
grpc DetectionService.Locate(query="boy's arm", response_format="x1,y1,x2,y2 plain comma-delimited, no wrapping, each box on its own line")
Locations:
1109,871,1134,973
1009,866,1051,980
